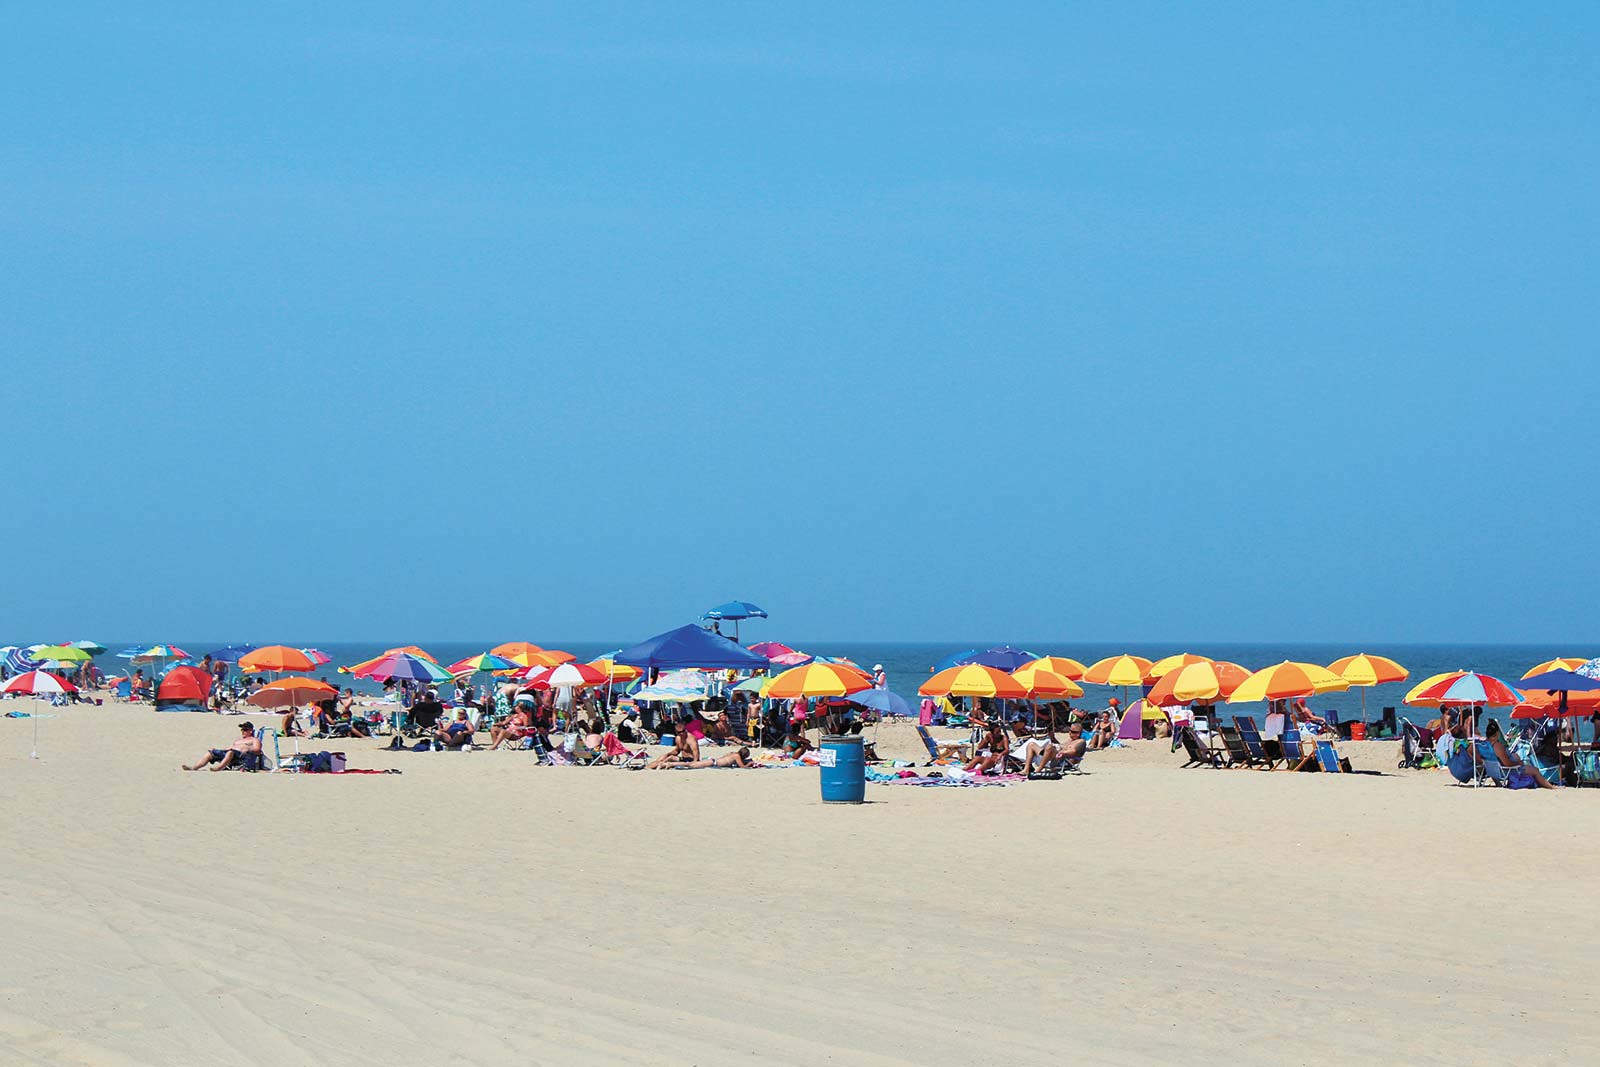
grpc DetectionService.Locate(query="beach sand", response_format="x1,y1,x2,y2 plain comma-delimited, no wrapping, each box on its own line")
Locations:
1,700,1595,1065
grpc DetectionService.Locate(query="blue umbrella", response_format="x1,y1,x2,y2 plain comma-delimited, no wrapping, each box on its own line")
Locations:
209,644,259,663
847,688,911,717
930,649,980,673
968,646,1038,671
701,600,768,642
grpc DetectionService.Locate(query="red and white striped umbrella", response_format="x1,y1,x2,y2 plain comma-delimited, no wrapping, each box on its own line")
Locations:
1,670,77,696
542,662,606,689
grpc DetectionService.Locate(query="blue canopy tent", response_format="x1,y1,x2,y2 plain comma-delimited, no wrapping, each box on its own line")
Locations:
615,624,770,671
700,600,767,642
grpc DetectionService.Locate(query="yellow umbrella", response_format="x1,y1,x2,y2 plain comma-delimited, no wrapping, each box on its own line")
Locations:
1146,653,1211,680
588,658,643,682
1328,653,1409,721
919,664,1028,699
1082,655,1153,687
1522,658,1588,679
1017,656,1088,681
1009,665,1084,698
1146,660,1252,705
766,662,873,700
1227,661,1349,703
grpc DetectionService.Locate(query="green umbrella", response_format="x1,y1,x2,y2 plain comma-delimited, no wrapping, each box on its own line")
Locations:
34,645,90,664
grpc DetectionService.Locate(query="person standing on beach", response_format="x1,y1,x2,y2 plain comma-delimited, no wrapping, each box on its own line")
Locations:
872,664,886,689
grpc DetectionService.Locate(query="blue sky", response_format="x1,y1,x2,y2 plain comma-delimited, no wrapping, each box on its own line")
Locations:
3,4,1595,643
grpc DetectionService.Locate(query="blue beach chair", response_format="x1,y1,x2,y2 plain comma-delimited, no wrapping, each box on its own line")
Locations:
1314,740,1346,774
1233,717,1278,770
1279,731,1316,772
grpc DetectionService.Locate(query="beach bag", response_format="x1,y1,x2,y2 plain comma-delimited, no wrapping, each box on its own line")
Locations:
308,751,334,773
1445,744,1477,784
1027,767,1063,781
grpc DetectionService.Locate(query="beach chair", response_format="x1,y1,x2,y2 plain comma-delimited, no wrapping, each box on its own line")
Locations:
1572,750,1600,788
1397,718,1437,770
1215,724,1256,768
1177,725,1221,768
1233,717,1278,770
1278,731,1316,772
1314,740,1349,774
1473,742,1513,787
916,725,972,765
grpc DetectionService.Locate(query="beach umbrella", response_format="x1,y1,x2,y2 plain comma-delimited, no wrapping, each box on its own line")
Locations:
238,646,315,674
131,645,191,670
919,664,1027,700
384,646,437,663
846,687,911,717
731,675,770,693
1522,658,1588,679
33,645,90,666
1328,653,1410,720
208,644,259,663
1009,665,1084,698
540,662,607,690
1403,671,1522,708
748,641,796,660
246,676,337,710
1146,653,1212,680
701,600,767,641
447,652,519,675
1512,687,1600,720
490,641,545,665
1227,661,1349,704
966,646,1039,671
1146,660,1252,705
1082,655,1155,687
69,640,107,655
2,670,76,758
1018,656,1088,681
355,653,453,684
588,658,643,682
766,662,873,700
1499,668,1600,726
157,666,214,704
633,670,712,703
770,651,813,667
300,648,332,668
929,649,980,673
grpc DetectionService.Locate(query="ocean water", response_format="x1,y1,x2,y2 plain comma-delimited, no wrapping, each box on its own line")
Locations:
75,639,1590,729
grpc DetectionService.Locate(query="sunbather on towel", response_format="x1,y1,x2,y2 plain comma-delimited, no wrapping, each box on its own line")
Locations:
435,709,475,749
1485,720,1558,789
183,721,261,771
665,746,753,769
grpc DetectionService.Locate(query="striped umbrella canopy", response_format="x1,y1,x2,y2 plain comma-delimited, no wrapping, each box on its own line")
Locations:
766,662,873,700
300,648,332,668
1,670,77,696
1082,655,1154,687
1009,665,1084,698
919,664,1027,699
1227,661,1349,703
1146,653,1212,680
491,641,546,665
1146,660,1252,705
633,670,711,702
3,646,45,676
1523,657,1588,679
353,652,454,684
448,652,519,675
588,658,643,682
131,645,191,665
246,676,338,709
1018,656,1088,681
748,641,796,659
70,640,107,655
770,651,813,667
1328,654,1409,687
1404,671,1523,708
517,649,577,669
731,675,772,694
238,646,315,674
540,662,607,689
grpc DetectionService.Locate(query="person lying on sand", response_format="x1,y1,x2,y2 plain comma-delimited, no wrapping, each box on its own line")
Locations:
183,721,261,771
663,747,753,769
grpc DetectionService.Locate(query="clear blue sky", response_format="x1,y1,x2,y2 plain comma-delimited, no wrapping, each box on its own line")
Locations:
3,4,1594,643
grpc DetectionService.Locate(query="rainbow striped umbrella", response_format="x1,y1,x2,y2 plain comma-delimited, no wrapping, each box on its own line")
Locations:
1404,671,1523,708
447,652,518,675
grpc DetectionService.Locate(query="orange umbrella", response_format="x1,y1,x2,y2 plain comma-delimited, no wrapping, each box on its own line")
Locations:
1146,661,1252,705
1146,653,1212,680
588,658,643,682
238,645,315,674
1328,653,1409,720
1009,665,1084,698
766,662,873,699
1082,655,1154,687
1017,656,1087,681
246,676,337,710
1512,689,1600,719
491,641,545,665
919,664,1027,699
1227,661,1349,703
520,649,576,668
1522,658,1588,679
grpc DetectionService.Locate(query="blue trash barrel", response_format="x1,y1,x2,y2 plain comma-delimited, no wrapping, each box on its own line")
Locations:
819,734,866,804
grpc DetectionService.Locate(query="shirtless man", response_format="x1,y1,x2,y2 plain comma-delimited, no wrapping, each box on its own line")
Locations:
184,721,262,771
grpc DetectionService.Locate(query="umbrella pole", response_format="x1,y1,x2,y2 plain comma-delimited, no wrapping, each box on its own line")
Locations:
31,700,39,759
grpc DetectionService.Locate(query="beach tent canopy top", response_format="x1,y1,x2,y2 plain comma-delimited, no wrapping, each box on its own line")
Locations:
615,624,770,670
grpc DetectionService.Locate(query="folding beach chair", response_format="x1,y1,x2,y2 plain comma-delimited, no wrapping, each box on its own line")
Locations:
1278,731,1316,772
916,725,972,765
1233,717,1278,770
1572,750,1600,788
1177,725,1222,768
1314,740,1348,774
1216,724,1257,768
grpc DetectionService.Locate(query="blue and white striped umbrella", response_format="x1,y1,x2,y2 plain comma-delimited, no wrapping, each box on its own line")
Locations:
633,670,711,702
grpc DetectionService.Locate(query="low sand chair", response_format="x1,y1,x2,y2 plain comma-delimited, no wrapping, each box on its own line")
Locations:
915,725,972,765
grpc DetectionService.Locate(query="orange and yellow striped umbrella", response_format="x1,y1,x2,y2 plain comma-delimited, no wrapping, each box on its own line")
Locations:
1522,657,1588,679
518,649,576,668
1146,660,1252,705
766,662,873,699
1082,655,1154,687
1009,665,1084,698
1146,653,1212,680
1327,653,1409,687
491,642,545,666
919,664,1028,699
588,658,643,682
1227,661,1349,703
1017,656,1087,681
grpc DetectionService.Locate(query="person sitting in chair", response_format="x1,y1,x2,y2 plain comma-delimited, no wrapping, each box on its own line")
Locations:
434,709,475,749
963,719,1010,774
1485,719,1558,790
183,721,262,771
488,706,534,750
411,689,445,733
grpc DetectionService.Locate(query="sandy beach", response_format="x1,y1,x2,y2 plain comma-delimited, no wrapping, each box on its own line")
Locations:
2,700,1595,1066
